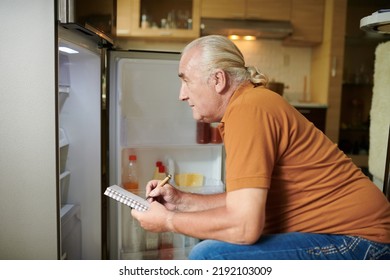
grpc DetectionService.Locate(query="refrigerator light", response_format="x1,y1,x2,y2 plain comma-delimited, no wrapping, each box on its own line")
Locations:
59,46,79,54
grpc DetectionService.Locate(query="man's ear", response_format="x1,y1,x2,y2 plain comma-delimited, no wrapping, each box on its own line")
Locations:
213,69,227,93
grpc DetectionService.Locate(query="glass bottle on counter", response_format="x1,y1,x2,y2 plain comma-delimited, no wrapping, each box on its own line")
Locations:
123,154,139,191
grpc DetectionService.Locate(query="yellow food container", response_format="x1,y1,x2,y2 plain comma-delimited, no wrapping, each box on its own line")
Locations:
174,173,204,187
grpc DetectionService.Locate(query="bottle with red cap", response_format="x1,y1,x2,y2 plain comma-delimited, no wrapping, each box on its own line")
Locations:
153,161,167,180
123,154,139,191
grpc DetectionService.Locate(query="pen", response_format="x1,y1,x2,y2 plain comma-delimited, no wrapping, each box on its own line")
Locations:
146,174,172,200
157,174,172,188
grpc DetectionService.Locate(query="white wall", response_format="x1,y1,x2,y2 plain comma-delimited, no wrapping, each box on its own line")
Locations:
0,0,57,259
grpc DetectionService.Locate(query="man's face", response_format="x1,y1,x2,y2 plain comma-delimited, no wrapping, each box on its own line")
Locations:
178,47,221,123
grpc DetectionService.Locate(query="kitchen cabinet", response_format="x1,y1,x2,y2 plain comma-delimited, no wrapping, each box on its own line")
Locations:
247,0,291,21
283,0,325,46
201,0,244,19
117,0,200,39
201,0,291,21
201,0,323,45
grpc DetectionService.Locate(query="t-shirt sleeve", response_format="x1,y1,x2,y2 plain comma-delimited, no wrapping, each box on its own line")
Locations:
224,103,281,192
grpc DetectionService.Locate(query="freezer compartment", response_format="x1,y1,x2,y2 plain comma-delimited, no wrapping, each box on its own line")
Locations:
58,27,102,259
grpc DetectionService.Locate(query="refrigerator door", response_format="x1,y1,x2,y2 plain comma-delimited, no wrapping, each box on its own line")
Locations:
58,26,103,259
108,50,224,259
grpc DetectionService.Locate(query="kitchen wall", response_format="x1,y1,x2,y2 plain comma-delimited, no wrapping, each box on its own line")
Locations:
235,40,311,103
117,38,312,103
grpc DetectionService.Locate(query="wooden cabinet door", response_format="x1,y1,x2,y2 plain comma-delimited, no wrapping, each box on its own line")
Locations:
117,0,200,39
285,0,325,46
246,0,291,21
201,0,245,19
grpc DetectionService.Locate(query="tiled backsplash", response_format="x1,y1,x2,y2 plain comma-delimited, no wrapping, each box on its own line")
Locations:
235,40,312,102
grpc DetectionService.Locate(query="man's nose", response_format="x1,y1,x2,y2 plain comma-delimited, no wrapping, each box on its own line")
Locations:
179,87,188,101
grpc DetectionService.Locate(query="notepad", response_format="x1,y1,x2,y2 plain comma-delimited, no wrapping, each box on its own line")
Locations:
104,185,150,212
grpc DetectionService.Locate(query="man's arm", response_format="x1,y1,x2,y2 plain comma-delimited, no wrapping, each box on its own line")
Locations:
133,187,268,245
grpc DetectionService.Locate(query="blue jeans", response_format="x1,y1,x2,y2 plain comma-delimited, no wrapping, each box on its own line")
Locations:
188,232,390,260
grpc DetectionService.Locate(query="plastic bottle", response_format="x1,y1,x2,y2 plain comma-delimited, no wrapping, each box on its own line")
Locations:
153,161,167,180
153,161,162,179
123,154,139,191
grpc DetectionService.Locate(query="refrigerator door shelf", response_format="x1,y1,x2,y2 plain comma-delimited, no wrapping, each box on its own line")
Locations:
59,170,70,180
59,85,70,94
60,170,71,206
59,128,69,174
60,204,81,260
58,86,70,112
177,179,224,194
59,128,69,148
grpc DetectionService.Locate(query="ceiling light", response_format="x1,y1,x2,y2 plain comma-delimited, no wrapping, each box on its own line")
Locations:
243,35,256,41
228,35,240,40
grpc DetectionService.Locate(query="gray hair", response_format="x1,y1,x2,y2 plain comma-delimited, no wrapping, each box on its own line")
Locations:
182,35,268,86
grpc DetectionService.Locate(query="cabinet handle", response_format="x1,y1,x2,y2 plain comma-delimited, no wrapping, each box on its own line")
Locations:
298,109,311,114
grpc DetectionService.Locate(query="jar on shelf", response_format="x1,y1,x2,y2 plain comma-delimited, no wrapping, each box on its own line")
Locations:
196,121,210,144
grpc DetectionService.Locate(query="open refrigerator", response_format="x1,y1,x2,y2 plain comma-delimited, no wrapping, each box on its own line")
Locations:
58,28,224,259
107,51,225,260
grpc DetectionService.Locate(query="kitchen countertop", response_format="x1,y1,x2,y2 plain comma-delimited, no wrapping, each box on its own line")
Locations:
289,101,328,108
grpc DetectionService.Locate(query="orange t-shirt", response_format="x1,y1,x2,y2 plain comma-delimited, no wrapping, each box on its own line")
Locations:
219,83,390,243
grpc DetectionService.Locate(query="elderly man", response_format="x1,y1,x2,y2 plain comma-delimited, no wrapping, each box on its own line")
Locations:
131,35,390,260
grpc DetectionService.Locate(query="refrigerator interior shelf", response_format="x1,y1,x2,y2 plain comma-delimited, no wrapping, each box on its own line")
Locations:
121,145,224,192
60,170,71,206
126,143,224,149
121,245,195,260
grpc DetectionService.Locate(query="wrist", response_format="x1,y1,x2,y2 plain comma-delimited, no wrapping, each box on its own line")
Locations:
175,190,189,212
166,211,176,233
